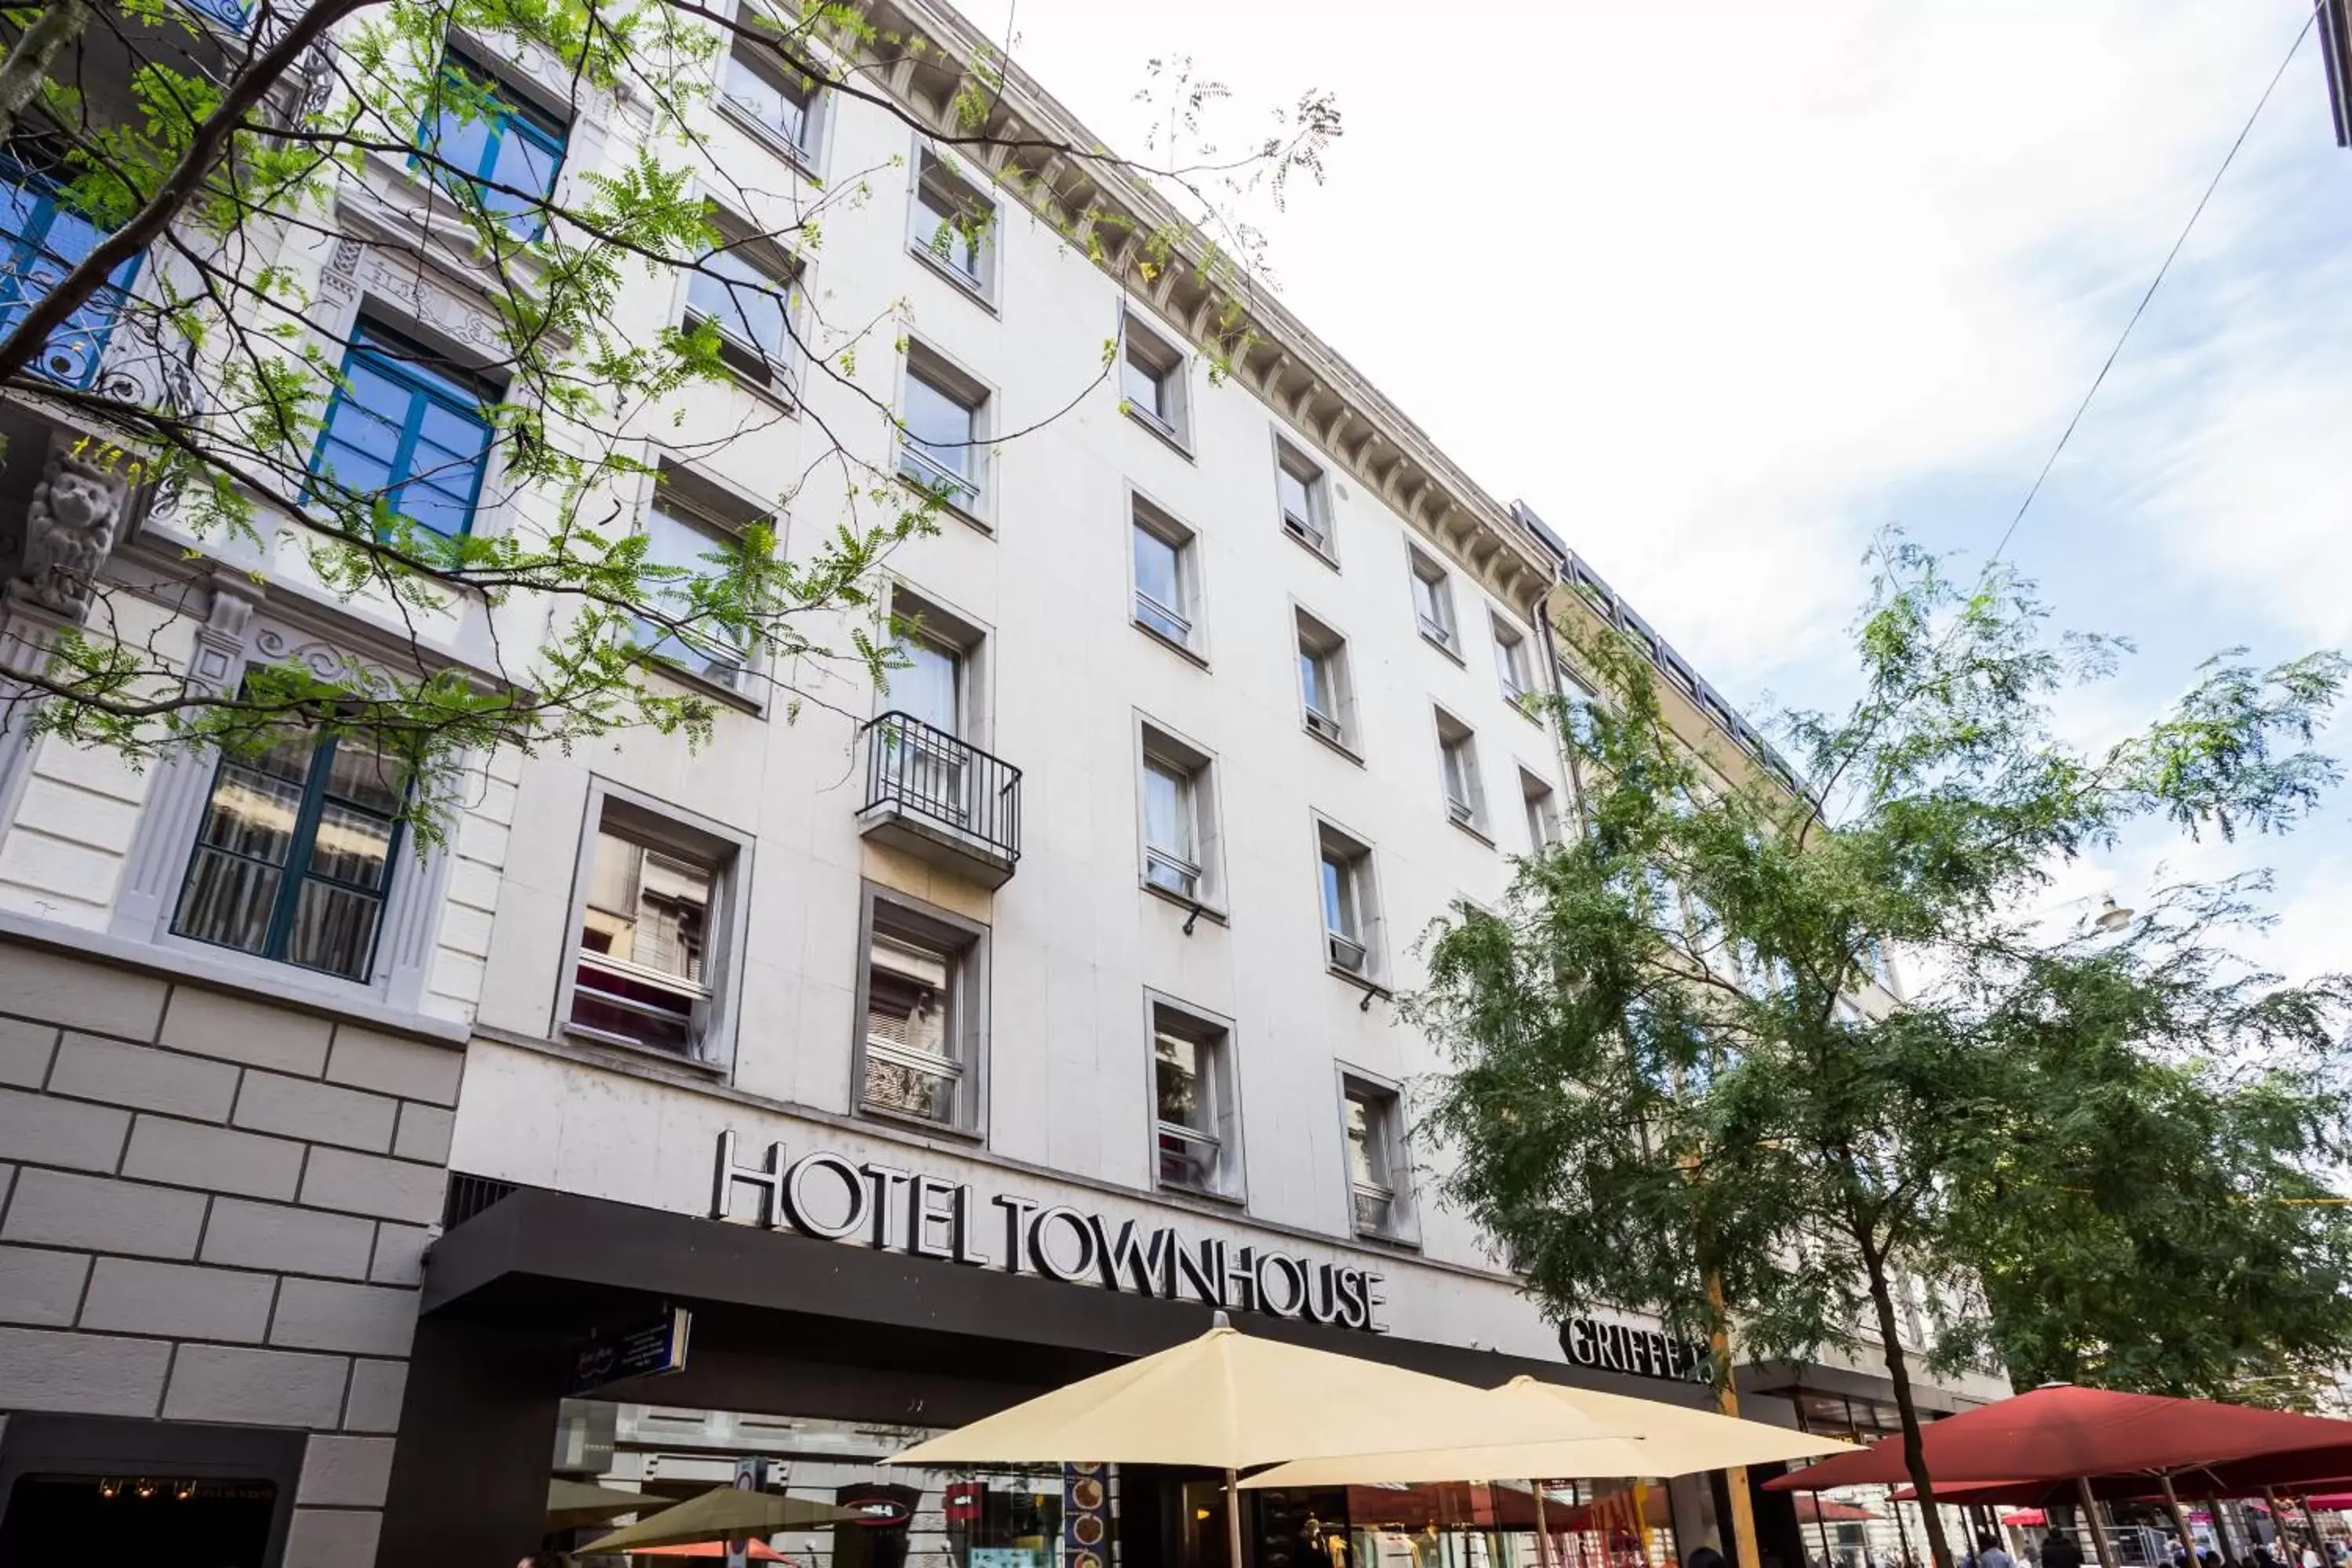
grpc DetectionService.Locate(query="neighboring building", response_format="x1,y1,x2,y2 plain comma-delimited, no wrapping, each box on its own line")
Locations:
2323,0,2352,147
0,1,2000,1566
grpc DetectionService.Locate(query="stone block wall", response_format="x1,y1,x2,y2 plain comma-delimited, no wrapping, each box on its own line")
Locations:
0,937,463,1568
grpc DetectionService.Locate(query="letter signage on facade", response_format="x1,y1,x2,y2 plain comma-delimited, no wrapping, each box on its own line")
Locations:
1558,1315,1708,1382
711,1131,1390,1334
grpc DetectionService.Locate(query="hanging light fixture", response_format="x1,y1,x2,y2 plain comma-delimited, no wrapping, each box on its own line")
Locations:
2094,895,2134,934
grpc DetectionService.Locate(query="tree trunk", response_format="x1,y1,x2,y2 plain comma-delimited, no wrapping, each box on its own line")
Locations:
0,0,94,147
1857,1236,1954,1568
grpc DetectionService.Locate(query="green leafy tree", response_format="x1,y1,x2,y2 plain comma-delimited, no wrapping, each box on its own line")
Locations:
0,0,1337,837
1411,543,2352,1568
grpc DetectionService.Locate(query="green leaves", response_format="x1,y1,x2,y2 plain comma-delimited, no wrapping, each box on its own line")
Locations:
1416,539,2350,1558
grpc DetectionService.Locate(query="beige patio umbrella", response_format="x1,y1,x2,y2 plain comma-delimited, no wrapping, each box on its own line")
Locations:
547,1478,665,1530
1240,1374,1857,1486
884,1319,1635,1568
577,1487,859,1554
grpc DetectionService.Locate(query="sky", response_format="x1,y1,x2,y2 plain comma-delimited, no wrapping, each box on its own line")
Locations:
957,0,2352,987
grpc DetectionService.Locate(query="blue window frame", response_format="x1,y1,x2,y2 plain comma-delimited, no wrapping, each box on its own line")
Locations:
172,720,407,983
310,320,496,540
180,0,252,31
0,172,143,390
416,50,568,234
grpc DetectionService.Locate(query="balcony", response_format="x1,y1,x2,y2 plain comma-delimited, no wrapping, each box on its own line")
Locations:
856,711,1021,888
0,176,145,393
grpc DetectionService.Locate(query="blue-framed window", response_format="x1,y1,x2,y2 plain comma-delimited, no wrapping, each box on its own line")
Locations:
0,172,143,390
416,50,568,234
310,319,496,540
172,720,407,984
180,0,252,31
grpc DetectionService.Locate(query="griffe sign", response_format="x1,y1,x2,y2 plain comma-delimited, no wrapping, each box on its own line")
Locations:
1559,1316,1710,1382
711,1131,1389,1333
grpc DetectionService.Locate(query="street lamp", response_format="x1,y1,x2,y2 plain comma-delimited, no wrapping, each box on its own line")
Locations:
2093,895,2134,935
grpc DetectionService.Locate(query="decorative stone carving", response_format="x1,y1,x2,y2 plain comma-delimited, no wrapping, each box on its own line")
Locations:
9,447,128,618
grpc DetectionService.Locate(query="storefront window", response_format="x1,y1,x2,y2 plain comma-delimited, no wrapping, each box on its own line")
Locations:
547,1403,1082,1568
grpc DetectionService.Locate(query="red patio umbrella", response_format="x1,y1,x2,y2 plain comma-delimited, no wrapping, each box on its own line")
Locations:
1770,1387,2352,1491
2304,1494,2352,1511
2002,1512,2048,1528
1798,1498,1882,1524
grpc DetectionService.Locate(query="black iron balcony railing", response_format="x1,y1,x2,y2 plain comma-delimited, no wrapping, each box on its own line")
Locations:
861,710,1021,869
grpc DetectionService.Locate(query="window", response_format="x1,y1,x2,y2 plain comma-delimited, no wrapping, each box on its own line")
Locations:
909,152,993,296
310,319,496,541
1316,819,1379,978
1131,498,1200,654
855,891,988,1134
1521,768,1562,850
1294,608,1357,754
1151,998,1240,1199
172,718,405,983
1274,439,1334,561
1343,1076,1409,1237
0,170,143,390
1409,548,1457,653
720,37,819,162
1122,315,1188,445
417,51,568,234
1493,617,1534,707
1434,707,1486,834
630,490,754,692
898,347,986,514
570,824,716,1054
1138,724,1222,909
685,212,798,392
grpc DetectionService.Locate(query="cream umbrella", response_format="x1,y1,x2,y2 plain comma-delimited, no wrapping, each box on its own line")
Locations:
884,1318,1635,1568
548,1478,666,1530
1241,1374,1857,1486
578,1488,859,1554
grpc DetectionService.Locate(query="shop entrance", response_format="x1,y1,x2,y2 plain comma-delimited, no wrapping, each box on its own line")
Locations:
0,1473,279,1566
0,1414,305,1568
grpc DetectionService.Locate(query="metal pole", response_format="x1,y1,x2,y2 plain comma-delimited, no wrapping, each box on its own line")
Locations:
1812,1501,1838,1568
1891,1498,1916,1568
2078,1479,2123,1568
1708,1272,1763,1568
1228,1468,1247,1568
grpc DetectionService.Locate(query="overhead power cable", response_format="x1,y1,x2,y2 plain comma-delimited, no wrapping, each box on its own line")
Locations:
1984,2,2318,570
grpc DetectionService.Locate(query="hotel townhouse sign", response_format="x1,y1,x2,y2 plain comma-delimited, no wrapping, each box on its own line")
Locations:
711,1132,1390,1333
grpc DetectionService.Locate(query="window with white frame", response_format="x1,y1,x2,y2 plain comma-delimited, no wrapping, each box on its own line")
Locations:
1316,819,1379,979
1343,1075,1410,1237
1492,615,1534,707
1274,438,1334,561
909,151,993,297
1433,706,1486,833
1122,314,1188,445
1521,768,1562,851
684,208,799,394
1295,608,1356,753
856,890,987,1133
898,347,986,514
1409,548,1457,652
1131,498,1200,654
567,811,728,1057
719,31,821,163
1152,997,1240,1198
1139,724,1221,909
630,482,757,694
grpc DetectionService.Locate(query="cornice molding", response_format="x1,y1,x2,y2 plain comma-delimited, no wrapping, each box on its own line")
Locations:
845,0,1559,615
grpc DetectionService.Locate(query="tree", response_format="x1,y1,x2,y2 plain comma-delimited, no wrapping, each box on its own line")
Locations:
0,0,1337,837
1410,542,2352,1568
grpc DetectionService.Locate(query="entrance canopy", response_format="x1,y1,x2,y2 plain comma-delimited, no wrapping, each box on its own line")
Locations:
1771,1385,2352,1491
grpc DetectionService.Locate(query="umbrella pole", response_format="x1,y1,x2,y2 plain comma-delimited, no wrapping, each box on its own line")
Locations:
1890,1497,1915,1568
2298,1497,2327,1566
1813,1501,1837,1568
2161,1476,2198,1566
1534,1481,1556,1568
1228,1468,1247,1568
2078,1478,2123,1568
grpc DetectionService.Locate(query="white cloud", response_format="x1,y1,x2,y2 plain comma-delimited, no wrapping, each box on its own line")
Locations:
963,0,2352,981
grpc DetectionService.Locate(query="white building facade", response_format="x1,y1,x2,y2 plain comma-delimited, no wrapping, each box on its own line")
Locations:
0,2,2000,1565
